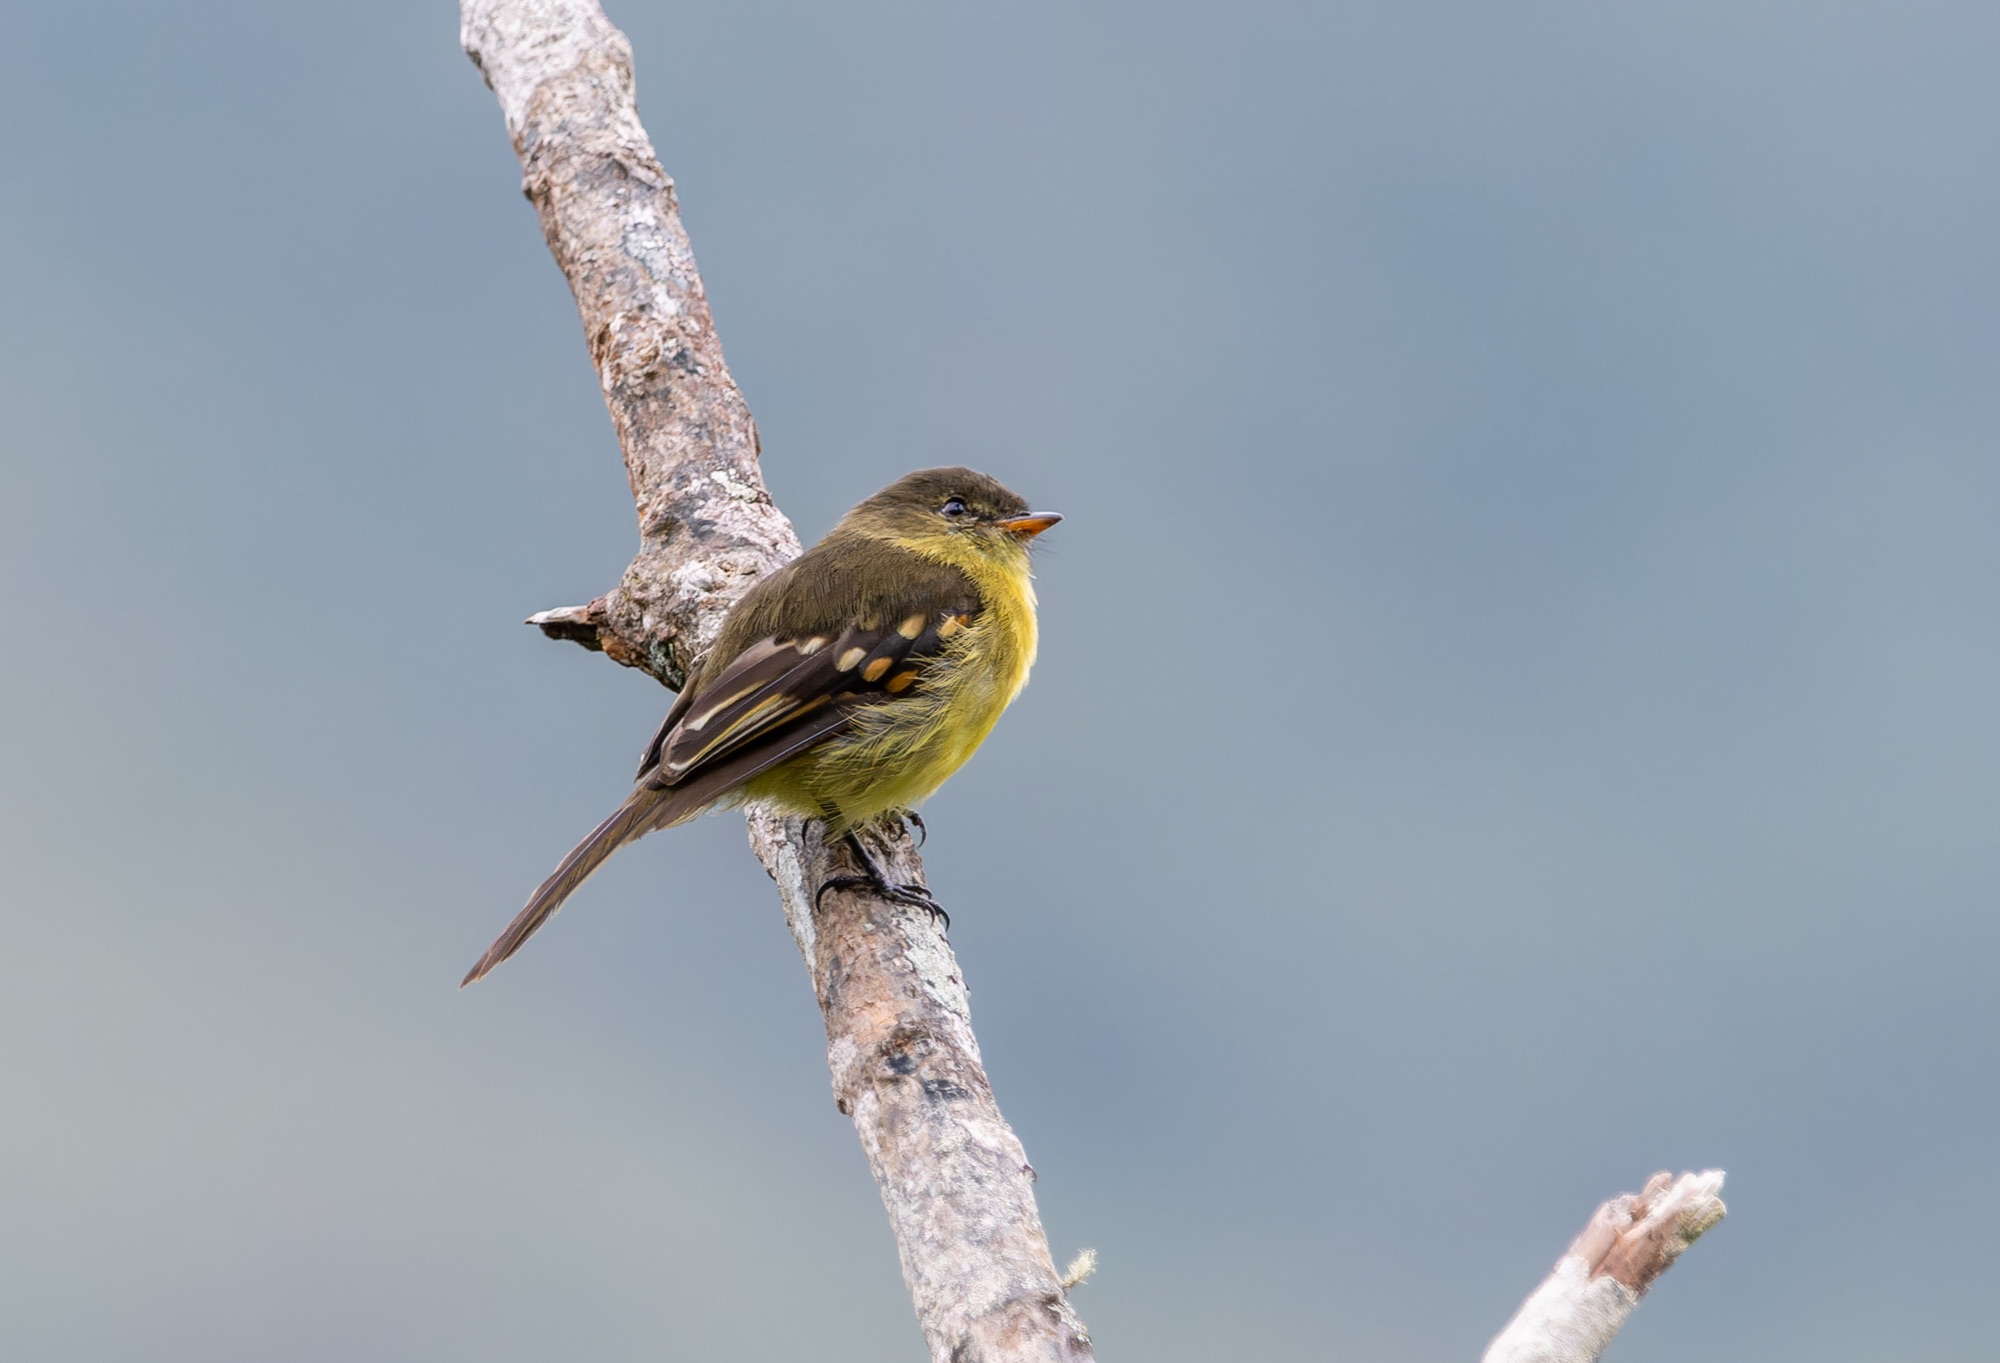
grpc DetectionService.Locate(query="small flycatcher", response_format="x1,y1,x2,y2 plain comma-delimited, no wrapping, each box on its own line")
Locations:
463,467,1060,985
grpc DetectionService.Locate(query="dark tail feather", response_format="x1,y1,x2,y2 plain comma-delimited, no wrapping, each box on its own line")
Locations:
461,783,701,987
463,704,859,988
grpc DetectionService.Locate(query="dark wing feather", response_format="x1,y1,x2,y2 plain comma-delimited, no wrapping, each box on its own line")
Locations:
656,624,906,780
634,672,703,782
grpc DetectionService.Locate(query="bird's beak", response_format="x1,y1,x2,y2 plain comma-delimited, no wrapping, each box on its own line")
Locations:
996,512,1062,540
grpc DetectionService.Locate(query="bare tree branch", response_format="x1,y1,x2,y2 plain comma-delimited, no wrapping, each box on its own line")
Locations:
1484,1170,1727,1363
458,2,1092,1358
752,815,1094,1360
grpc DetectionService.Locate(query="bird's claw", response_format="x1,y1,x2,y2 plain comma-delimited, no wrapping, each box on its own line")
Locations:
812,875,950,931
812,827,951,931
881,881,950,931
816,874,874,912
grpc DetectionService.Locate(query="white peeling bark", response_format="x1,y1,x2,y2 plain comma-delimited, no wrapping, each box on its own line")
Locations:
459,3,1091,1359
1484,1170,1727,1363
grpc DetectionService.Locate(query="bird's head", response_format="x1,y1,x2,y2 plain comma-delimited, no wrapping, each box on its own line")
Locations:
841,467,1062,564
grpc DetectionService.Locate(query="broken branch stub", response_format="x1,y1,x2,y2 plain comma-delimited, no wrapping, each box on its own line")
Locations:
1483,1170,1727,1363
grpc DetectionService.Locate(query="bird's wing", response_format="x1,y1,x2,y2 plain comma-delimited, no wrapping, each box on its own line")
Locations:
643,604,978,788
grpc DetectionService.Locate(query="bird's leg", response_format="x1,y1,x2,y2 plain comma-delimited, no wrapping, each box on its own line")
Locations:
905,810,927,847
814,824,950,930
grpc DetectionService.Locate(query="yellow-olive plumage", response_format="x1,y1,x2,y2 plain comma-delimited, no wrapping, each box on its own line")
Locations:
462,467,1058,985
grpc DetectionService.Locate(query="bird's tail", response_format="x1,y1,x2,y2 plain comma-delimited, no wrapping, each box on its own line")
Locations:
460,782,705,987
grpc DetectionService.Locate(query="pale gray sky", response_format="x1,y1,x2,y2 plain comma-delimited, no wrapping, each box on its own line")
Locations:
3,2,1997,1358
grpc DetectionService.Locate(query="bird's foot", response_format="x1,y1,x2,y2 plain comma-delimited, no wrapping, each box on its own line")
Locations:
812,831,950,931
813,874,951,929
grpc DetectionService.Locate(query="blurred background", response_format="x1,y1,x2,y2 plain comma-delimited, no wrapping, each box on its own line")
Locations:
3,1,1996,1358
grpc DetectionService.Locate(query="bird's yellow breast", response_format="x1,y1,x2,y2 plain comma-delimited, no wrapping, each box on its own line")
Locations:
920,532,1039,710
742,533,1038,829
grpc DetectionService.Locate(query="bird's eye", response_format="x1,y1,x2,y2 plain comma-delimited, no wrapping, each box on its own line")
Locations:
940,497,969,518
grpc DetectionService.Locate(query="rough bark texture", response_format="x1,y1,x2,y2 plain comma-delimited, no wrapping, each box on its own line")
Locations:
459,3,1092,1359
1483,1170,1727,1363
462,0,793,687
751,814,1093,1360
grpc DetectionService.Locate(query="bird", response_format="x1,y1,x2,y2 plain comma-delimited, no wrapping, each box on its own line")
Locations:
461,467,1061,986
